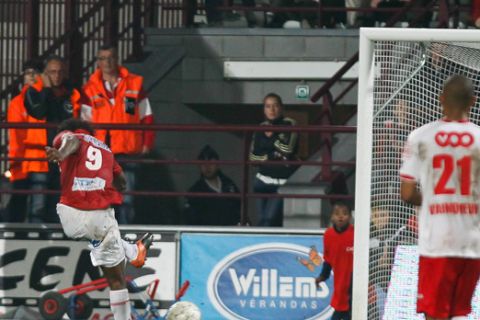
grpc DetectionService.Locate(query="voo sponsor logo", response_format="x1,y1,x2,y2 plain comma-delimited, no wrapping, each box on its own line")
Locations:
207,243,333,320
435,131,474,148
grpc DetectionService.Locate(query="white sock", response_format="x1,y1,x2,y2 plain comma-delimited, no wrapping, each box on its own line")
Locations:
109,289,131,320
451,317,467,320
121,239,138,261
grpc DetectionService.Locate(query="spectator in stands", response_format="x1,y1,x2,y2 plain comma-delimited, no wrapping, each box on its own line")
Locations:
5,60,49,223
250,93,298,227
204,0,256,27
368,204,392,320
321,0,347,28
240,0,258,27
268,0,345,28
367,0,432,27
368,203,416,319
267,0,298,28
23,55,82,222
185,0,198,27
81,44,155,224
184,145,241,225
369,0,406,26
24,55,81,142
205,0,223,26
345,0,370,27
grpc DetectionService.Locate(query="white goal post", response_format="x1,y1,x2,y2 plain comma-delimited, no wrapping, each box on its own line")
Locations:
354,28,480,320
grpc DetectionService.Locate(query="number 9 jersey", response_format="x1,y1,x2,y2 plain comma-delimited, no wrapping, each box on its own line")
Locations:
53,129,123,211
400,118,480,258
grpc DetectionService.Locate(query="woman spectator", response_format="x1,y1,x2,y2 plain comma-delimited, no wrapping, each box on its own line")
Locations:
250,93,298,227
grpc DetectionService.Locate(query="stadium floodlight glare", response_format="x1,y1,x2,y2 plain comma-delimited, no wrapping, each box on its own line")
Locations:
354,28,480,320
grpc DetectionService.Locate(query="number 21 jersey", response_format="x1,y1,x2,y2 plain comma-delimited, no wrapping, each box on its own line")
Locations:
53,130,123,210
400,119,480,258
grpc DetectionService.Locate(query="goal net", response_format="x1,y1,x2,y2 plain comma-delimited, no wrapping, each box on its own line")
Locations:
353,29,480,320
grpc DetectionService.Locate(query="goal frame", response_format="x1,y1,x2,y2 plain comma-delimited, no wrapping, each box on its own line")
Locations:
353,27,480,320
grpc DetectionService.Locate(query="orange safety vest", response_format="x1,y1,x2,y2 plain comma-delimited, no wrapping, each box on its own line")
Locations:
82,66,144,154
7,86,48,182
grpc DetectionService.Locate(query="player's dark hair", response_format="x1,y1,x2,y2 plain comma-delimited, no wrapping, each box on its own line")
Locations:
58,119,94,136
443,74,474,109
331,200,352,215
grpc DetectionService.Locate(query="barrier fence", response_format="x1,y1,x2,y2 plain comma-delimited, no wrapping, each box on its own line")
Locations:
0,122,356,225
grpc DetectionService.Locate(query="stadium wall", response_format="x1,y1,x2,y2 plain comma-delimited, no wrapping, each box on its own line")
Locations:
131,29,360,221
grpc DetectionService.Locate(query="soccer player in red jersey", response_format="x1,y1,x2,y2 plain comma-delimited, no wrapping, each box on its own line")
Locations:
400,75,480,320
315,201,354,320
45,119,153,320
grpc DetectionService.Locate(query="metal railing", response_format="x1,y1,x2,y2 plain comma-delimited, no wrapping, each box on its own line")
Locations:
0,122,356,225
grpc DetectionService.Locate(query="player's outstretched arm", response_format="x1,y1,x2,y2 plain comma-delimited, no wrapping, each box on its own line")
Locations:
400,180,422,206
45,134,80,162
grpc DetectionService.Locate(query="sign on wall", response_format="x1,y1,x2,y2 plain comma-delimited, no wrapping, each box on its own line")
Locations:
0,229,177,318
180,233,333,320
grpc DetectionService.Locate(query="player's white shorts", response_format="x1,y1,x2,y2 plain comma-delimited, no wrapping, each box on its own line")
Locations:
57,203,125,268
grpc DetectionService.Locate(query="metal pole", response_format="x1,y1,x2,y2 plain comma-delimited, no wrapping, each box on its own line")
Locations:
321,92,333,181
26,0,39,60
104,0,119,47
240,133,251,225
132,0,143,60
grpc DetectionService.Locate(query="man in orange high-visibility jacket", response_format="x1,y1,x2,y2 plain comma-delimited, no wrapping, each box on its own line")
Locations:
5,60,48,223
23,55,82,222
81,44,155,224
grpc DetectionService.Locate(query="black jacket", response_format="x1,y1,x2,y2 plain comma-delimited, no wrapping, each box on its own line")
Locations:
24,83,78,143
249,116,299,179
184,171,241,226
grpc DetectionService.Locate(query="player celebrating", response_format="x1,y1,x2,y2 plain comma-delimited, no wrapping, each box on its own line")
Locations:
400,75,480,320
45,119,153,320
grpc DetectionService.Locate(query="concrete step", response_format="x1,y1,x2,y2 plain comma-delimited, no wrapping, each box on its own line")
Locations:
280,183,329,228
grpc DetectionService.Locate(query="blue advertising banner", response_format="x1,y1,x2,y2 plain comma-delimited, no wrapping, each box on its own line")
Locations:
180,233,333,320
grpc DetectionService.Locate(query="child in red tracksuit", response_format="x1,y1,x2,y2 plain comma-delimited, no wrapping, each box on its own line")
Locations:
315,201,354,320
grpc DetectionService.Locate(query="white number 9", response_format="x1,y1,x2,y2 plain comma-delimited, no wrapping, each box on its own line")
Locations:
86,146,102,170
